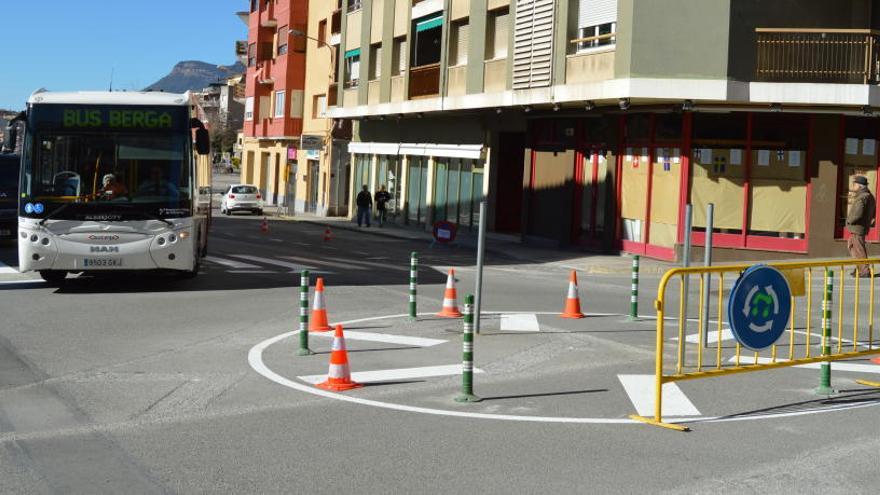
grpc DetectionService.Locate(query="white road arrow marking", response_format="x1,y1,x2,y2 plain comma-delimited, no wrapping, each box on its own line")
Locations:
618,374,701,417
312,330,446,348
500,313,540,332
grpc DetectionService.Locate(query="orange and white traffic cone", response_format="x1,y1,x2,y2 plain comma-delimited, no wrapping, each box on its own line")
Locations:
560,270,586,319
260,216,269,234
309,277,333,332
436,269,462,318
316,325,363,391
323,226,333,242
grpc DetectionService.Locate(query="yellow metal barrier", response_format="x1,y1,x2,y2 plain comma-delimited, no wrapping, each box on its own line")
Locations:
632,258,880,432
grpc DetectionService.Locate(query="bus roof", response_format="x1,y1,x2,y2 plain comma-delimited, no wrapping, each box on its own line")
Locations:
27,90,192,107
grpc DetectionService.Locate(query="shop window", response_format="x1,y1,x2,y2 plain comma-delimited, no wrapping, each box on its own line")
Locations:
689,112,808,250
375,156,402,218
838,116,880,239
625,114,651,142
407,156,429,224
354,154,372,193
748,113,808,239
655,113,683,142
691,113,748,235
529,119,577,151
433,158,483,228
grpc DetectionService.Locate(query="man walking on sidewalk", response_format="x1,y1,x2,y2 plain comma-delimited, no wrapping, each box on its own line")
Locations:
356,185,372,228
375,184,391,227
846,175,876,277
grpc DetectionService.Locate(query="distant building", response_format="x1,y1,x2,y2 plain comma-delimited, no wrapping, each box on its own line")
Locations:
237,0,309,209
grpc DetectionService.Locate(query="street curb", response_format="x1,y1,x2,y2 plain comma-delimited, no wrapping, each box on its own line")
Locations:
289,216,674,275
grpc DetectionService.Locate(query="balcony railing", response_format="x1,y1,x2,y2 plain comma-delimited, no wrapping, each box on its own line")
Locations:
408,63,441,99
755,28,880,84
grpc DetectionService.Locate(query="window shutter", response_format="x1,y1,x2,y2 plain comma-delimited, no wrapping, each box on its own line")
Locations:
398,40,407,74
493,11,509,59
456,23,469,65
578,0,617,29
373,45,382,78
513,0,554,89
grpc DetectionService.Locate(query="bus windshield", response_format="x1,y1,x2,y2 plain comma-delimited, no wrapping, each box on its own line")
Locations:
23,132,192,219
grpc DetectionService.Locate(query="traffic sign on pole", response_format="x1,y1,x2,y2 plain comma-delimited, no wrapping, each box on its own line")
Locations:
727,264,792,351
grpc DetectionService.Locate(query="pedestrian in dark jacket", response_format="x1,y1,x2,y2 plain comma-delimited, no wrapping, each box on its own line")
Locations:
356,185,372,227
375,185,392,226
846,175,876,277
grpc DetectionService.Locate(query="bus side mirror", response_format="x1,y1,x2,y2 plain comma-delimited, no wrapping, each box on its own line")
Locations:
195,128,210,155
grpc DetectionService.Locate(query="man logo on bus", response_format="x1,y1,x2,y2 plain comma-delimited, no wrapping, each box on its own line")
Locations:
742,285,780,333
90,246,120,253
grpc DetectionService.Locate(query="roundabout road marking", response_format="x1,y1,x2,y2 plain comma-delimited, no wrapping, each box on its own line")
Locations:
248,312,880,426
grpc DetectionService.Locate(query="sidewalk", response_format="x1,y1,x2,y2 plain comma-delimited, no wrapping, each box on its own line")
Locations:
277,211,675,275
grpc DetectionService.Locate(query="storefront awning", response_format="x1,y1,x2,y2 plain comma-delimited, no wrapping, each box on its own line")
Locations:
415,15,443,32
348,142,484,159
344,48,361,58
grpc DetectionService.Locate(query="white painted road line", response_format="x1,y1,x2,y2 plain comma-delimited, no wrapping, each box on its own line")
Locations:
227,270,275,274
204,256,260,269
0,261,18,274
500,313,540,332
673,328,735,344
298,364,484,385
312,330,446,348
728,356,880,374
230,254,312,272
618,374,701,417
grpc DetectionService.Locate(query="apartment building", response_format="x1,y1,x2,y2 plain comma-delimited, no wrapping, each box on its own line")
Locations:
329,0,880,261
295,0,353,216
239,0,308,208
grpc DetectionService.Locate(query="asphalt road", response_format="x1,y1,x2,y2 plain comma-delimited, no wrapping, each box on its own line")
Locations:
1,209,879,494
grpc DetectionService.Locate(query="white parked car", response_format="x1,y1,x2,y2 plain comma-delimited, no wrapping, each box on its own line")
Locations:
220,184,263,216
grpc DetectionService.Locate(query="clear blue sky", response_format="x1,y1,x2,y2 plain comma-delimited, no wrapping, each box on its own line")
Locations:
0,1,247,110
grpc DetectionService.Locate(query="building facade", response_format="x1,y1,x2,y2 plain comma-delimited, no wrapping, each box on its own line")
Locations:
329,0,880,261
239,0,309,209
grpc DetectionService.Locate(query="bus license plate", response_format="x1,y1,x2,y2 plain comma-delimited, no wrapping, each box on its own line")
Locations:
83,258,123,268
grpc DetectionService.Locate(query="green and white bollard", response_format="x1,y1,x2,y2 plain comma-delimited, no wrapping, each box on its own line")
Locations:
409,252,418,321
297,270,313,356
816,268,835,395
455,295,480,403
629,255,640,320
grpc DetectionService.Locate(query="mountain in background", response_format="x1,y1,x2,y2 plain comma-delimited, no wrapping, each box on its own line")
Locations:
144,61,245,93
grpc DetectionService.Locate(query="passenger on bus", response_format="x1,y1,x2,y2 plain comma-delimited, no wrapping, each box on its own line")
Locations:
100,173,128,200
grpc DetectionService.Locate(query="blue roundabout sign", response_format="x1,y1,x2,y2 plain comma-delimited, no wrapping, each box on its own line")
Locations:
727,264,792,351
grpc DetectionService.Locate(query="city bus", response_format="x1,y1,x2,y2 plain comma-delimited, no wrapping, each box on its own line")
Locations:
14,90,211,283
